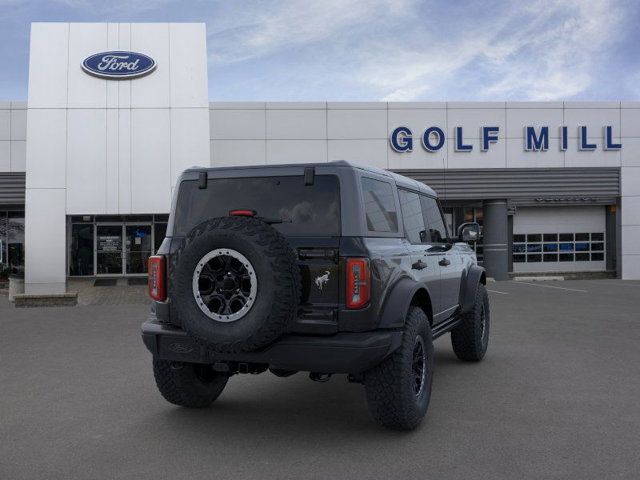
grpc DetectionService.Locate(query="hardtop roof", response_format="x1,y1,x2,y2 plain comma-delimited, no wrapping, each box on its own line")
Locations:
183,160,438,197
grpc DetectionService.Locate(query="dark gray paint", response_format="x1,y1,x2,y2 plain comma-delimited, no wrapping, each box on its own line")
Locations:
482,199,509,280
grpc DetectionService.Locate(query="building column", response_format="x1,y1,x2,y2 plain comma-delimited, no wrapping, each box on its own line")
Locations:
482,199,509,281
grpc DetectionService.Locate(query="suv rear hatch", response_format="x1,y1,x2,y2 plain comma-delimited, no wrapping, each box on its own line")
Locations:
171,173,342,333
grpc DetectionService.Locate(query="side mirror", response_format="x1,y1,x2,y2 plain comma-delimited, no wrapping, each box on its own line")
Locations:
457,222,480,243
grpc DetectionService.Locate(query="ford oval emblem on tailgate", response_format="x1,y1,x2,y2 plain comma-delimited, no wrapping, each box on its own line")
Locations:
82,51,156,79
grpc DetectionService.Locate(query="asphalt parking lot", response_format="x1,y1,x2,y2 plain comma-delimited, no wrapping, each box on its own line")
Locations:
1,280,640,480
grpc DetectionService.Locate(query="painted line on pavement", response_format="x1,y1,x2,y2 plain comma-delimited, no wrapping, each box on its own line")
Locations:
511,281,588,293
487,289,509,295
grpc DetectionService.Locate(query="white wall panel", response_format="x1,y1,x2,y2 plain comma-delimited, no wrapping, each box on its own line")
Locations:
389,143,447,170
622,254,640,280
11,141,26,172
117,23,132,109
506,138,564,168
0,110,9,140
621,138,640,167
10,109,27,140
387,108,446,139
564,145,620,168
328,109,386,139
25,109,67,189
170,108,210,183
266,140,327,164
28,23,69,108
131,108,171,212
117,109,132,213
506,108,563,138
105,109,119,212
266,109,326,139
24,188,66,294
106,23,120,109
170,23,208,107
563,108,621,138
621,196,640,231
0,142,9,171
210,109,265,140
447,138,505,169
211,140,266,166
131,23,170,108
66,109,107,213
67,23,107,108
621,166,640,196
514,206,605,233
447,108,506,139
328,140,388,169
621,108,640,138
621,226,640,255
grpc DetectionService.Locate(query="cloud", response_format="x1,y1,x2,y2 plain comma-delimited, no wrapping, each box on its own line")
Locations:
371,0,624,101
208,0,416,64
206,0,628,101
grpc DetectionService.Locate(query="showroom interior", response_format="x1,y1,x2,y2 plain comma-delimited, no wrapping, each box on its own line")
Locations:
0,22,639,295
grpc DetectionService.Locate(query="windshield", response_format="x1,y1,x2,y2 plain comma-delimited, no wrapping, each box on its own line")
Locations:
173,175,341,237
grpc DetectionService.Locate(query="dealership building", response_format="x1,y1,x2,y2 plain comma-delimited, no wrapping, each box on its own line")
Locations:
1,22,639,295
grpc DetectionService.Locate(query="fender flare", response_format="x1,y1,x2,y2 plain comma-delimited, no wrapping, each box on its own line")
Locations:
459,265,486,314
378,277,432,329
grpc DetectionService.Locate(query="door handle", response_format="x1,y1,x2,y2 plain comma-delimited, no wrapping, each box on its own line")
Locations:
412,260,427,270
438,258,451,267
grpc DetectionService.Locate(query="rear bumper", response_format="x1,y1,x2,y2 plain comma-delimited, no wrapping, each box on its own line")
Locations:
141,319,402,374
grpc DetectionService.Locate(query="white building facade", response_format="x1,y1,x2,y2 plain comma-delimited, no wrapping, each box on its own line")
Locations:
0,22,639,294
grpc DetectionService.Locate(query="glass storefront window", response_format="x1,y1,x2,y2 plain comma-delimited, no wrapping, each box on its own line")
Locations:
68,215,170,277
70,224,94,276
154,223,167,252
0,211,25,275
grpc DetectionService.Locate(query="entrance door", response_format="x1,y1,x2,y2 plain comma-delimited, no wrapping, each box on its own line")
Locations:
125,225,152,274
96,225,123,275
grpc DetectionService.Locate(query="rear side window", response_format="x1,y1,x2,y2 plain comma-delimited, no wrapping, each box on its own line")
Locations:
173,175,340,237
398,189,426,244
420,195,448,243
361,178,398,233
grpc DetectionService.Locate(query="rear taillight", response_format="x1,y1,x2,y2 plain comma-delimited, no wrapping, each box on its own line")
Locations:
148,255,166,302
346,258,370,309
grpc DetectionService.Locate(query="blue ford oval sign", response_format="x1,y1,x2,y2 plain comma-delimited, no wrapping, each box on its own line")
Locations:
81,51,156,79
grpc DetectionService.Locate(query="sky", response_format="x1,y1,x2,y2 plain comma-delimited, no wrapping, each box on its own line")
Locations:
0,0,639,102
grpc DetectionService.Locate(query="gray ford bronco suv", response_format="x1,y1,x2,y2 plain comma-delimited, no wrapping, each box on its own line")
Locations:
142,161,489,430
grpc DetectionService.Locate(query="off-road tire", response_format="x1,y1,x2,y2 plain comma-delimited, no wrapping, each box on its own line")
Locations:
451,283,490,361
172,217,301,353
153,359,228,408
363,307,433,431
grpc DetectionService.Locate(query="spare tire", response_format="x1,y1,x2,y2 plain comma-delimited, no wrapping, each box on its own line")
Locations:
172,216,301,353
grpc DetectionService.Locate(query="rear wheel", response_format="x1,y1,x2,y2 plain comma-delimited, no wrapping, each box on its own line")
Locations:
153,359,228,408
364,307,433,430
451,283,490,361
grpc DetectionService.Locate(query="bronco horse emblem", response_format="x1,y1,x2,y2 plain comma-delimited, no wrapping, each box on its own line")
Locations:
315,271,330,291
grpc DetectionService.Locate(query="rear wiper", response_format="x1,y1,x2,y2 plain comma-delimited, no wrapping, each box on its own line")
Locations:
258,217,292,225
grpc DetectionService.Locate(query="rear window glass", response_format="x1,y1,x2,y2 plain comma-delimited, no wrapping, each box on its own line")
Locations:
173,175,340,237
361,177,398,233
